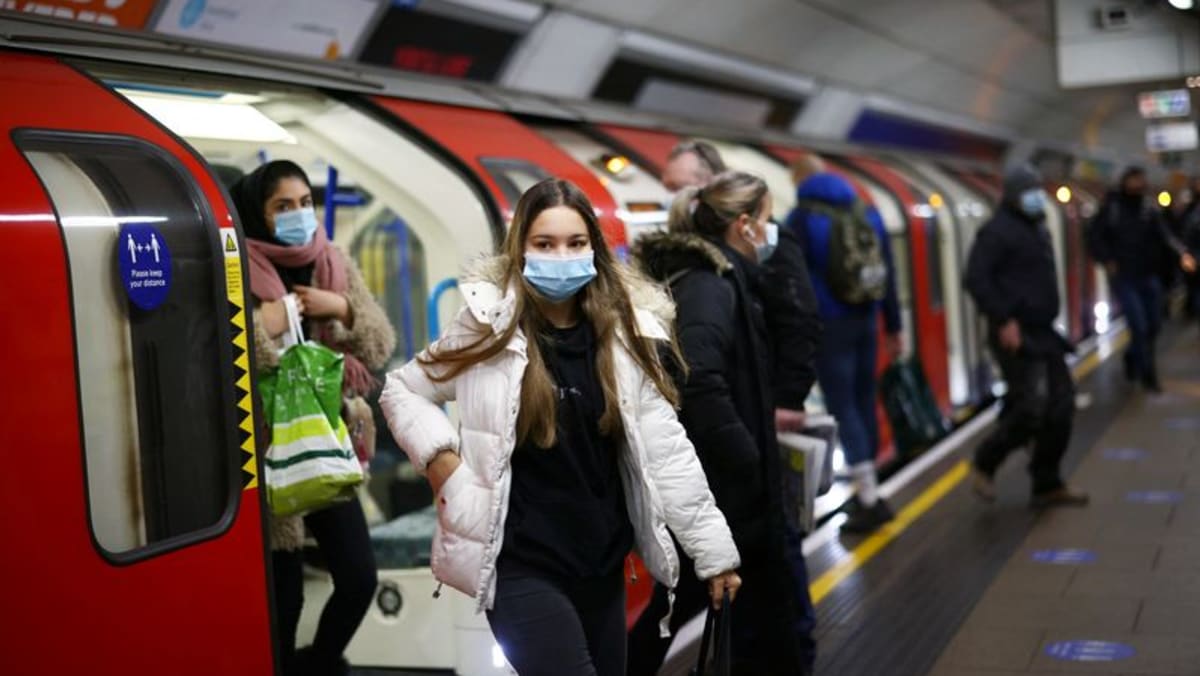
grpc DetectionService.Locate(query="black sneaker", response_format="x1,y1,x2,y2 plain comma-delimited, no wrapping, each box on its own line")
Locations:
841,499,894,534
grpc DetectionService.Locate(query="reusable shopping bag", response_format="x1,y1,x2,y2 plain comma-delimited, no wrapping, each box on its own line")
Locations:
258,295,363,517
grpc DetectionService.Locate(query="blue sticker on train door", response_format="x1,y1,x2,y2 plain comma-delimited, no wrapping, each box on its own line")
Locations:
117,223,172,311
1045,640,1135,661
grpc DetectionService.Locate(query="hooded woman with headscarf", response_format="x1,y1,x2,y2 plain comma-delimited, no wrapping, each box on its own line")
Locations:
230,160,395,676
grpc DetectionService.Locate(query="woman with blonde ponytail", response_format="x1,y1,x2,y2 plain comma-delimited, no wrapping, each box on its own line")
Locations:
630,171,814,675
380,178,740,676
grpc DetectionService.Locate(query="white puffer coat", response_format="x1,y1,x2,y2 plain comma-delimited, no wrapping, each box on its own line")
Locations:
380,256,740,613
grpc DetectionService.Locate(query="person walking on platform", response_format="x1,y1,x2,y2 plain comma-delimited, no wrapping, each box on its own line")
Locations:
786,155,903,533
380,178,741,676
1087,167,1192,392
631,171,814,675
1177,176,1200,322
231,161,396,676
964,164,1088,508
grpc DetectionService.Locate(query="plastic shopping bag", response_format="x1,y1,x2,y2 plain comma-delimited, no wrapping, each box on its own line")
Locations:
258,296,363,516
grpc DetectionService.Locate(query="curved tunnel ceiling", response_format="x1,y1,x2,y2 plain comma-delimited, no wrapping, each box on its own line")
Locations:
542,0,1198,162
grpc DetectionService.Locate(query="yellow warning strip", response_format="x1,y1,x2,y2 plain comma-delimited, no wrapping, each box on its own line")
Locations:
809,328,1129,605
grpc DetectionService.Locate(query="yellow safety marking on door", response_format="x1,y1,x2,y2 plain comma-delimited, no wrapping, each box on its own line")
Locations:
222,226,257,490
810,328,1127,605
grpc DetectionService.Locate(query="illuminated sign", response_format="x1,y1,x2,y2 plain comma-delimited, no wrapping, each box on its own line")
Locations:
1146,121,1199,152
153,0,382,60
1138,89,1191,118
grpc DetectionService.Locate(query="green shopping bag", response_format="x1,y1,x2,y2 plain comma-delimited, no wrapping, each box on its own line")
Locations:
259,338,363,518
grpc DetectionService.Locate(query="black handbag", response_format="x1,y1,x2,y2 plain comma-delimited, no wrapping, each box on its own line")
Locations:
693,591,732,676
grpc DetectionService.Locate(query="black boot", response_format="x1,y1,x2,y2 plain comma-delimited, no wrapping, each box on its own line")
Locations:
841,499,894,533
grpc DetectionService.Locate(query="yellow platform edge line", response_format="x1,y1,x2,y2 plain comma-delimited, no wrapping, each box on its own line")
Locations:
808,328,1126,605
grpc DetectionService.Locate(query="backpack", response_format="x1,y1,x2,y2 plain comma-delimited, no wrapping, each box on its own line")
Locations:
798,198,888,304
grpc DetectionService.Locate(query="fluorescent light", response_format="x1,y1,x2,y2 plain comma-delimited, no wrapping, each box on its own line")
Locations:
1169,0,1193,10
61,216,170,228
121,91,297,144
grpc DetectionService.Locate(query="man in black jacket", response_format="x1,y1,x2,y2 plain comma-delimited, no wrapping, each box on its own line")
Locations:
965,165,1088,508
1088,167,1191,391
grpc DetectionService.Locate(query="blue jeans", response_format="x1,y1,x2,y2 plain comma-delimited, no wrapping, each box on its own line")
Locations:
816,315,880,467
1112,276,1163,382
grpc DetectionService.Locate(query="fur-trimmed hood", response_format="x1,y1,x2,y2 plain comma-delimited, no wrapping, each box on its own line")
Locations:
631,231,733,285
456,254,675,341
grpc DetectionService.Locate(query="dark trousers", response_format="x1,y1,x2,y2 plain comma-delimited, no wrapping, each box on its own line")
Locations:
486,561,627,676
273,498,378,675
627,537,814,676
815,315,880,467
974,344,1074,495
1112,276,1163,383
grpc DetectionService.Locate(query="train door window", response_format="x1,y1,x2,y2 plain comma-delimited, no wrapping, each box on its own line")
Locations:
924,214,945,311
478,157,551,207
17,133,237,560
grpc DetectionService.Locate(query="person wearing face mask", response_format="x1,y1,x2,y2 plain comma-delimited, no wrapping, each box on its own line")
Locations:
230,160,396,676
964,164,1088,508
1087,167,1193,392
630,171,814,675
786,156,903,534
380,178,741,676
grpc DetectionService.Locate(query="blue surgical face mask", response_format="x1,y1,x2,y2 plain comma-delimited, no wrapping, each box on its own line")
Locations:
1018,189,1046,218
274,206,319,245
523,252,597,302
753,222,779,264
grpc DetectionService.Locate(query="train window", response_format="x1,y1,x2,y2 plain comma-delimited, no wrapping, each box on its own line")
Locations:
478,157,551,207
17,133,237,560
925,215,945,311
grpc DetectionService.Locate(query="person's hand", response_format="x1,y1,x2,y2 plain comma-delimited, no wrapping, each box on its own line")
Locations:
1182,252,1197,274
427,449,462,494
998,319,1021,352
260,297,301,338
294,285,350,323
884,333,903,362
707,570,741,609
1105,261,1119,277
775,408,806,432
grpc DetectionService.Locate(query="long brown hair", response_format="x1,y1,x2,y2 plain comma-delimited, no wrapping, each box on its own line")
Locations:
420,178,680,448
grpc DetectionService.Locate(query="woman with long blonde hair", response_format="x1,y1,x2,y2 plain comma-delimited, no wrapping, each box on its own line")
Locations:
380,178,740,675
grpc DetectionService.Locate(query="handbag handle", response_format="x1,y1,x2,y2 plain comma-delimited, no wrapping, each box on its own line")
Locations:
280,293,306,352
694,590,732,676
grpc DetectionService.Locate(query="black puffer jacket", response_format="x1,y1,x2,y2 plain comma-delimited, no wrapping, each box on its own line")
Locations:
965,201,1067,357
1088,191,1177,281
634,231,780,560
761,227,822,410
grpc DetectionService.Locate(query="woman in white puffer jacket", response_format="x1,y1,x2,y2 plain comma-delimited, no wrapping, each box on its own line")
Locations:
381,178,740,675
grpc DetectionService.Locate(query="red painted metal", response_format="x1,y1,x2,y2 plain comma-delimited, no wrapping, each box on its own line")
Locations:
837,156,953,421
594,125,682,174
0,53,273,675
372,97,628,252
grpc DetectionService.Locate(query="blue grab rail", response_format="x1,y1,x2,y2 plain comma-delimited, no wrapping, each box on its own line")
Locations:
427,278,459,343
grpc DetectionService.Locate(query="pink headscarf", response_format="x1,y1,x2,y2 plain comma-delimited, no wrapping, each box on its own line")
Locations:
246,227,378,396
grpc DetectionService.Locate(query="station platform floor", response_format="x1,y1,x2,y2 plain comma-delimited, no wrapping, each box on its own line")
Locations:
790,323,1200,676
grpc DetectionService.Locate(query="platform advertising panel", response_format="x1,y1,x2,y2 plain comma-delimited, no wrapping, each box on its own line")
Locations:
0,0,158,28
153,0,383,59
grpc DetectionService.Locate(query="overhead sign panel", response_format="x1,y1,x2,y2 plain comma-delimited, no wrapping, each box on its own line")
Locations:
153,0,383,60
1138,89,1191,118
1146,121,1199,152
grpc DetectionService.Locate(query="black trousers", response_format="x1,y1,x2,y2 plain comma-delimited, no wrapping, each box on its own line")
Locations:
975,345,1075,495
273,498,378,675
486,561,627,676
627,539,811,676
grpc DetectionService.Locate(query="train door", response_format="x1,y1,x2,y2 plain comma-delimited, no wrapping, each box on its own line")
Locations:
369,98,628,255
530,123,672,241
1068,183,1108,336
893,158,995,411
0,53,273,675
835,156,953,418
